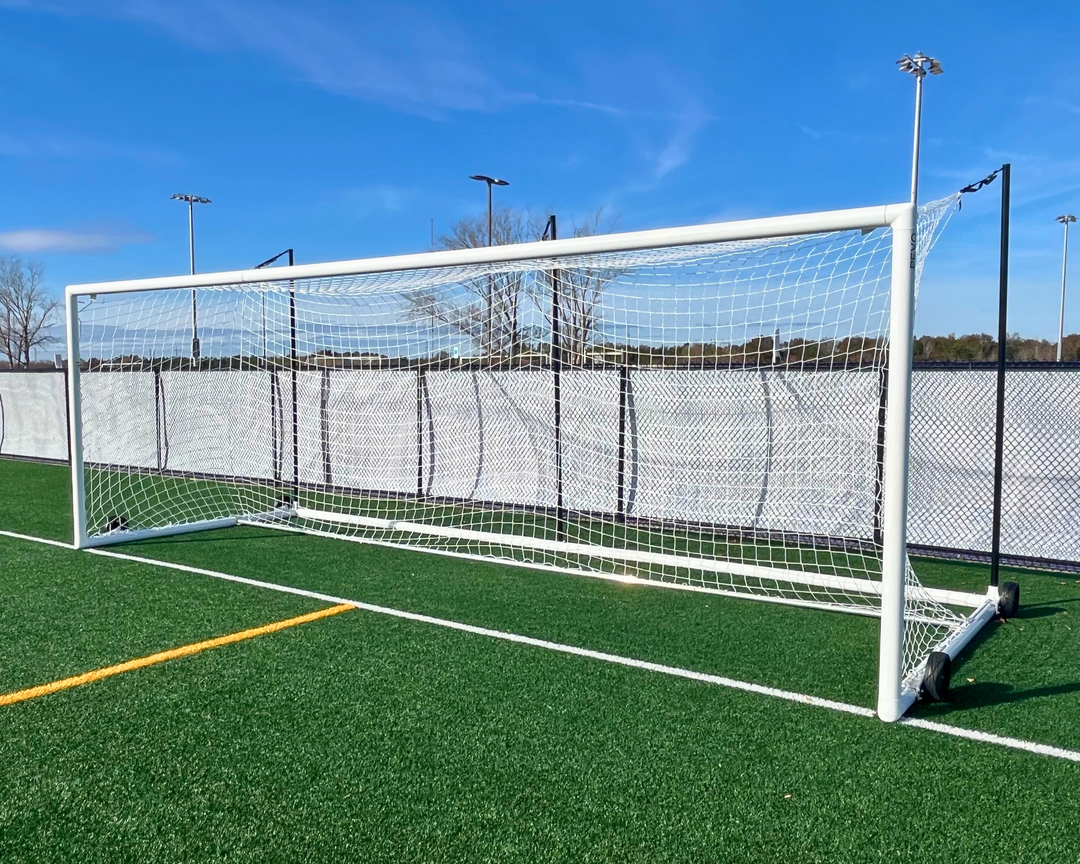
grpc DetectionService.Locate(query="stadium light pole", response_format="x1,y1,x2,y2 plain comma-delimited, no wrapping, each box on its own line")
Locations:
468,175,509,247
897,53,942,205
1057,214,1076,362
469,175,509,356
171,193,211,360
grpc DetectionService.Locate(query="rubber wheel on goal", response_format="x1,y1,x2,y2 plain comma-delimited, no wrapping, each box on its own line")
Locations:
998,581,1020,619
922,651,952,703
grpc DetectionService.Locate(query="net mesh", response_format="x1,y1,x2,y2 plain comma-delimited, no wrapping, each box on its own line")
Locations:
75,197,969,684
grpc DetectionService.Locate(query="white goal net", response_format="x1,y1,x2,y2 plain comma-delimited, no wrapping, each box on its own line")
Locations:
66,197,997,719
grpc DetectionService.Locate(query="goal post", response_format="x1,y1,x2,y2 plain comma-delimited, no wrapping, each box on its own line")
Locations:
64,198,1001,720
878,203,915,722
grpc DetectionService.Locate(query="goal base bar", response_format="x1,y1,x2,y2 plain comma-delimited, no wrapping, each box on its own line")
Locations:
77,517,240,549
77,506,297,550
288,506,987,611
894,594,999,719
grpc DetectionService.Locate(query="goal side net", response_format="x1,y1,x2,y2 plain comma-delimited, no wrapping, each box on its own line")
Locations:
64,198,999,721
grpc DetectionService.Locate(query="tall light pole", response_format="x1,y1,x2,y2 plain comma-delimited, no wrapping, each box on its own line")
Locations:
171,193,211,360
897,52,943,205
468,175,509,246
1057,214,1077,361
468,175,509,356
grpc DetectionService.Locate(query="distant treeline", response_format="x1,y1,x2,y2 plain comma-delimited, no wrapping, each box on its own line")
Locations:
913,333,1080,362
10,332,1080,371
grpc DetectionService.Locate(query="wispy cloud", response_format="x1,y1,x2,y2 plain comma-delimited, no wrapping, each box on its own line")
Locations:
334,185,421,215
0,224,154,254
4,0,518,117
651,108,710,179
0,130,183,167
3,0,637,122
5,0,712,189
1025,94,1080,116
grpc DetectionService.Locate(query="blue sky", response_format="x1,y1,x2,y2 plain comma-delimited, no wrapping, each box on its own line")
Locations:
1,0,1078,339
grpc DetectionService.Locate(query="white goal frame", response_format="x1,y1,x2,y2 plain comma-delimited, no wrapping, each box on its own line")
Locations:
65,201,998,722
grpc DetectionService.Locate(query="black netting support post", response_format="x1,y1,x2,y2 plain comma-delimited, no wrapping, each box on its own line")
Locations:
873,367,888,546
990,162,1011,589
153,368,163,472
270,369,280,483
416,367,425,497
617,365,629,521
288,251,300,505
319,366,331,486
546,216,566,541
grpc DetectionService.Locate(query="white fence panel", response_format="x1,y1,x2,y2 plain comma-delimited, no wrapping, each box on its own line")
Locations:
0,372,67,461
7,366,1080,567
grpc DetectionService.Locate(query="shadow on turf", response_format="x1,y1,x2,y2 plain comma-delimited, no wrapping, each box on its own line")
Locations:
134,530,295,548
917,679,1080,715
912,598,1076,716
1011,603,1070,618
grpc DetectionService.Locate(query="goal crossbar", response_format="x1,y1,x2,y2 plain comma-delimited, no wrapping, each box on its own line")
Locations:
65,203,909,298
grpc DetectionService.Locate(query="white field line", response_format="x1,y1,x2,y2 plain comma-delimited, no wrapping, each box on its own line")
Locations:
0,529,73,548
2,528,1078,764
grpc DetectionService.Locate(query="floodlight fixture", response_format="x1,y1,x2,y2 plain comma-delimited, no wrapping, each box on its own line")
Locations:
468,175,510,247
171,194,212,205
468,175,509,187
896,52,942,78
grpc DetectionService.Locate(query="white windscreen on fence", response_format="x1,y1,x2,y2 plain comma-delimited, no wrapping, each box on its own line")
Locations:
8,365,1079,564
0,372,68,461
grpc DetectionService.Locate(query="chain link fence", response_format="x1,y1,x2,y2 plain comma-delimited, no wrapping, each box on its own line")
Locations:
909,362,1080,569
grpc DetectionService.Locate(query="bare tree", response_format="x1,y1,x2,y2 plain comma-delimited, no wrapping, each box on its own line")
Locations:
0,258,60,368
532,209,621,366
407,207,618,364
408,208,539,359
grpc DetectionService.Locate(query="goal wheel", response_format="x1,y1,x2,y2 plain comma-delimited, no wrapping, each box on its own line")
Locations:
922,651,952,703
998,581,1020,619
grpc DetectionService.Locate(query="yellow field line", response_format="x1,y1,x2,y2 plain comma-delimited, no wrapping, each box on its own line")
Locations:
0,603,353,707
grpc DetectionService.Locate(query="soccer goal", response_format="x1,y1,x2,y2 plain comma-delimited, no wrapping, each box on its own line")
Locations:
65,198,1011,721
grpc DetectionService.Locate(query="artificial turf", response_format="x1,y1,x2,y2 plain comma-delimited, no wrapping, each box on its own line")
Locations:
2,456,1080,861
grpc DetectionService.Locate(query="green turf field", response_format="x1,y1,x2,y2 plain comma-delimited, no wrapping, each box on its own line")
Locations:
2,456,1079,862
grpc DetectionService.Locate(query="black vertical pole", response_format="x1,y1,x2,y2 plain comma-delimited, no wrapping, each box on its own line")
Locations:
872,367,888,546
416,367,425,497
288,249,300,505
989,163,1010,589
320,366,331,486
547,216,565,540
270,370,280,482
154,368,163,472
617,365,628,521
